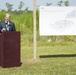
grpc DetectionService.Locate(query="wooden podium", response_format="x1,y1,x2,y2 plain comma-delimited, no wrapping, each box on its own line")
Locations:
0,32,21,68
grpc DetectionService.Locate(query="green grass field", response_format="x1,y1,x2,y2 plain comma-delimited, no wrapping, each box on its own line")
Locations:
0,44,76,75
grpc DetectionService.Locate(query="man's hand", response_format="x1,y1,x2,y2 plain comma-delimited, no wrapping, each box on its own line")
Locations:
1,28,6,32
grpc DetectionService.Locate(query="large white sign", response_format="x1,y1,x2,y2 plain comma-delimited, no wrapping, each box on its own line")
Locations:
39,6,76,36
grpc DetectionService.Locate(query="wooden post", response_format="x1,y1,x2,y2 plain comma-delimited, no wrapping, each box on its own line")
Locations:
33,0,36,60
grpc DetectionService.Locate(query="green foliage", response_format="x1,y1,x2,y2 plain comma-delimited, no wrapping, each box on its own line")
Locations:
46,3,52,6
6,2,13,12
18,1,25,10
0,9,76,47
57,0,69,6
64,0,69,6
64,36,74,41
36,9,39,30
57,0,63,6
0,10,6,21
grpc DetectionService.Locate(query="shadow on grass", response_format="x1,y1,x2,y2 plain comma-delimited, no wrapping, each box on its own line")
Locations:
39,54,76,58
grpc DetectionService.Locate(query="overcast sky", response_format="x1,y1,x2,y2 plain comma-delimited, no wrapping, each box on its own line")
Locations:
0,0,76,10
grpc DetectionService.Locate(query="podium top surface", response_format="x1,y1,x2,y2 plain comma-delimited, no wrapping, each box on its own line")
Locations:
0,31,20,35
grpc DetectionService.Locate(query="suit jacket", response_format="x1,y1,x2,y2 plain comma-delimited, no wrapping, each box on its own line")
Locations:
0,21,16,32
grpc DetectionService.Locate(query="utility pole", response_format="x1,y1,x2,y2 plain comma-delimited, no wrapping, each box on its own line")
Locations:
33,0,36,60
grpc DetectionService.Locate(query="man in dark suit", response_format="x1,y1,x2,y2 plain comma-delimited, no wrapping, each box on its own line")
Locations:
0,13,16,33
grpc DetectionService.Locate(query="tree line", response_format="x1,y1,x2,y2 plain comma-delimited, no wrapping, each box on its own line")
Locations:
0,0,69,14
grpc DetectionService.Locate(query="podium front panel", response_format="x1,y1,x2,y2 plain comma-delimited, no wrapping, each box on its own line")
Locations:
0,32,21,68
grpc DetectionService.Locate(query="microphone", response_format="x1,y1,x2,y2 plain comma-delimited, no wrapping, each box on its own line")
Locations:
7,21,10,26
5,21,8,24
5,21,10,31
